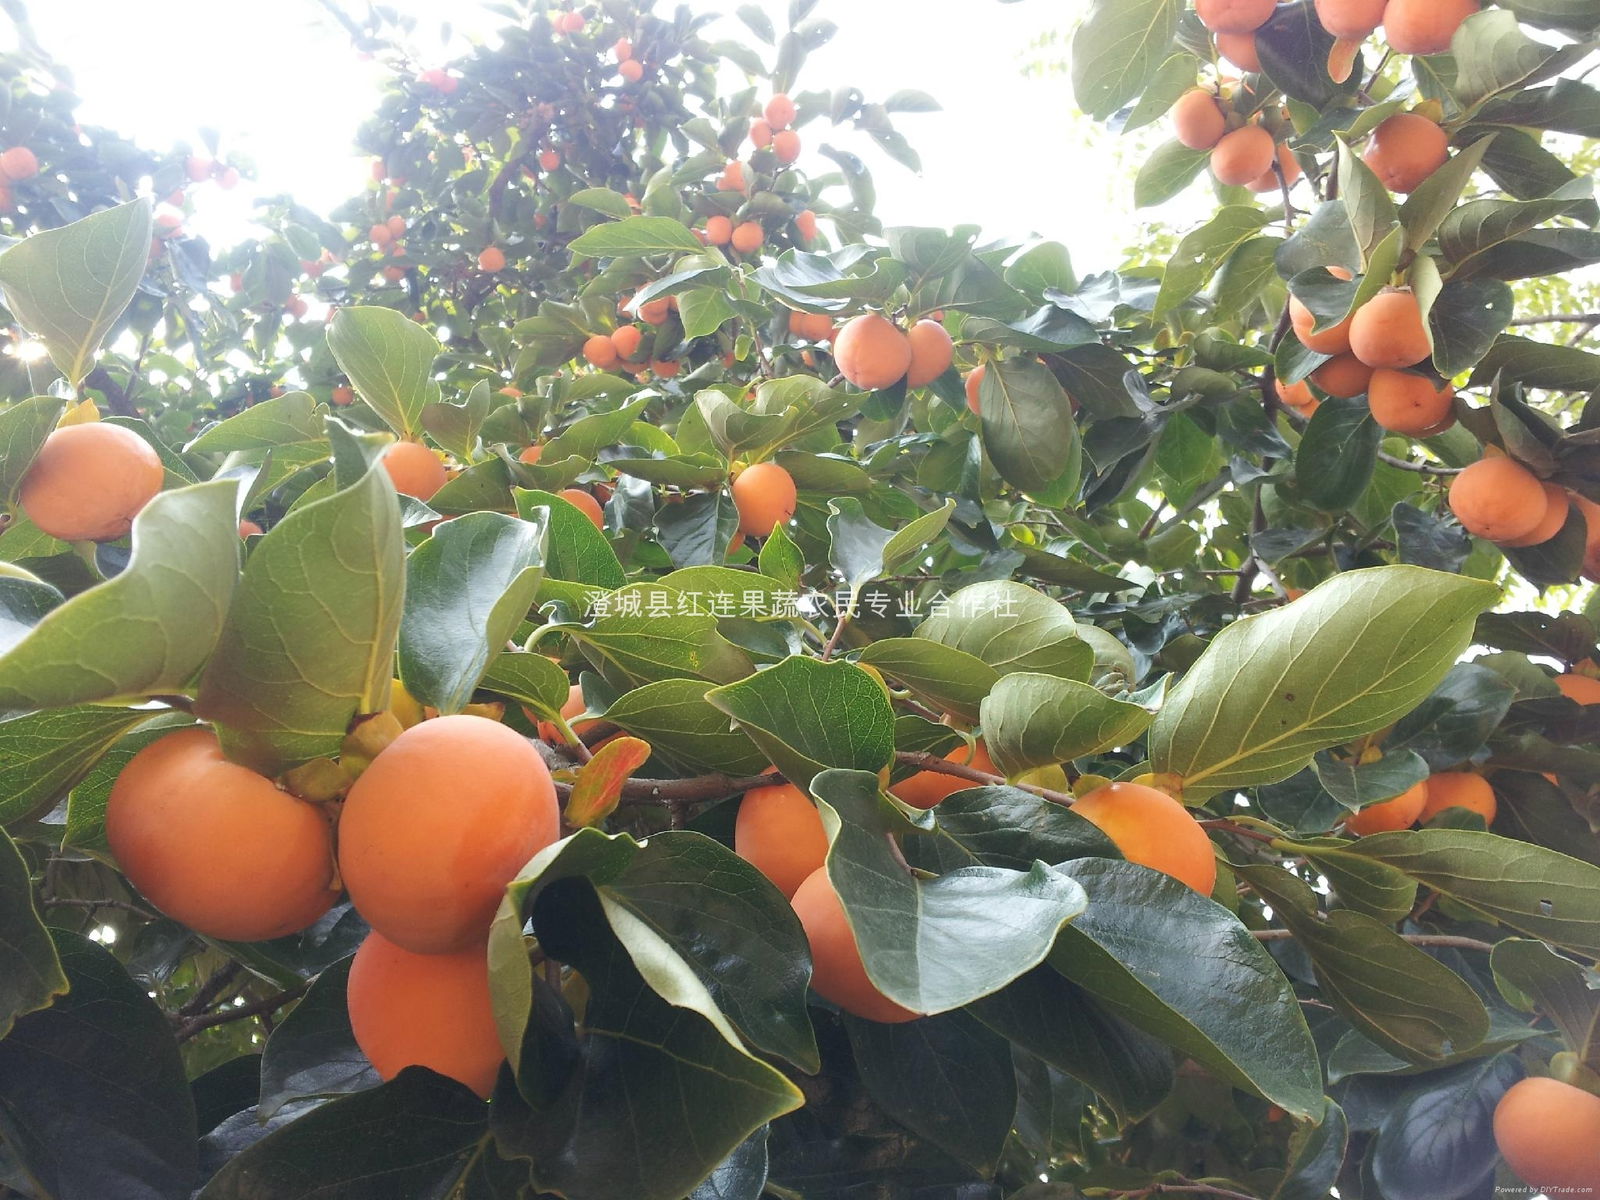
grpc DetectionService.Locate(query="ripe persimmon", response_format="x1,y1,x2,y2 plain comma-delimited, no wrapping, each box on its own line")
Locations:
965,365,987,415
1575,494,1600,579
19,422,164,542
748,118,774,149
735,781,829,898
381,441,447,501
1247,143,1302,191
1216,31,1261,72
765,93,797,130
478,246,506,272
1211,124,1277,187
789,311,834,342
705,214,733,245
795,209,818,243
1418,771,1496,824
1314,0,1386,37
791,867,919,1023
1555,673,1600,704
891,740,996,810
1290,267,1354,355
1349,289,1431,369
1364,113,1450,193
905,319,955,388
347,932,504,1098
834,313,913,390
1384,0,1481,56
369,222,393,248
1345,780,1429,835
772,129,801,164
639,296,671,325
1500,483,1569,548
338,714,559,954
1448,456,1548,543
558,488,605,529
517,444,543,466
611,324,643,359
1070,782,1217,895
1173,89,1228,151
732,461,797,537
535,682,598,744
1195,0,1276,32
731,220,764,254
582,334,619,368
618,59,644,83
1366,368,1454,435
105,727,337,942
1311,353,1375,399
238,519,263,538
1276,377,1319,414
1493,1076,1600,1193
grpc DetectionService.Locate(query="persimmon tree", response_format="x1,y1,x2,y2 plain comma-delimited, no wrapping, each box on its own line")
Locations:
2,1,1600,1198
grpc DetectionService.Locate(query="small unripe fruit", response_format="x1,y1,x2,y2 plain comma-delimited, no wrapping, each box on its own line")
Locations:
19,423,164,543
732,462,797,537
834,314,913,390
1173,89,1227,150
1349,290,1431,369
791,868,919,1023
1070,782,1217,895
1211,124,1277,187
1448,456,1549,543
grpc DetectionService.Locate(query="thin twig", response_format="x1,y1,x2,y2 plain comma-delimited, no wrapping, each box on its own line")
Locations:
1252,929,1496,952
41,896,159,922
176,962,243,1018
1377,450,1463,476
174,982,309,1042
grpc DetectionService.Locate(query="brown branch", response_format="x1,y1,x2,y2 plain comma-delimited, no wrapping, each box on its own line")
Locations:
174,981,308,1042
1509,313,1600,326
1252,929,1496,952
41,896,160,922
176,962,243,1018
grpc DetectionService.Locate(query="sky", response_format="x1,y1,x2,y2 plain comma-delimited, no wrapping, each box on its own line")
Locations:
14,0,1157,270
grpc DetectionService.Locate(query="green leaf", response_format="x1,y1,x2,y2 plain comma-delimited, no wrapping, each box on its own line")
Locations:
513,488,627,589
856,638,999,725
477,649,572,716
196,424,405,774
1452,8,1595,106
1276,836,1419,923
568,215,706,257
1273,1101,1348,1200
198,1071,486,1199
980,672,1159,776
568,187,636,218
186,392,326,454
554,582,752,689
1429,277,1515,376
0,705,157,826
326,306,442,439
1296,396,1382,512
258,957,381,1118
1337,138,1399,261
1470,335,1600,391
688,1128,769,1200
707,657,893,788
0,480,241,711
1153,207,1271,322
1491,937,1600,1067
601,679,768,776
969,966,1174,1122
398,512,544,714
421,381,491,461
1438,178,1593,272
1048,859,1325,1119
909,785,1120,875
1071,0,1184,121
844,1011,1017,1174
679,287,737,339
1135,139,1211,208
978,356,1083,500
1400,137,1498,257
815,769,1089,1013
1369,1053,1522,1200
916,580,1093,682
1149,567,1498,800
1348,829,1600,957
757,521,804,589
0,199,154,387
538,398,651,463
0,829,66,1039
0,930,197,1198
826,497,956,592
0,395,67,503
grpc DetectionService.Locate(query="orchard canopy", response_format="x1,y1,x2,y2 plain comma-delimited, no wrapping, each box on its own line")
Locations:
4,0,1600,1197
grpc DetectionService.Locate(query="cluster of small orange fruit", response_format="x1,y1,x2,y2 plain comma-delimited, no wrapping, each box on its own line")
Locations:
831,312,954,392
1448,455,1600,565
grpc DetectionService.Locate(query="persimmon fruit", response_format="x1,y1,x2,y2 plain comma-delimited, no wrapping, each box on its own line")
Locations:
558,488,605,529
731,220,764,254
1216,31,1261,72
19,422,164,542
1448,457,1548,543
1555,673,1600,704
611,324,643,359
1492,1076,1600,1193
1345,779,1429,835
1290,267,1354,355
735,781,829,898
705,214,733,245
478,246,506,272
1311,353,1375,399
1173,89,1228,151
764,93,797,129
891,740,996,810
772,129,801,164
1349,289,1431,369
1418,771,1496,824
338,714,559,954
1195,0,1277,33
1384,0,1480,56
1070,782,1218,895
791,867,919,1023
1364,113,1450,193
732,461,797,537
1500,483,1569,548
905,319,955,388
381,441,447,501
1211,124,1276,187
834,314,913,390
1314,0,1386,37
582,334,619,368
105,727,337,942
965,365,987,415
1366,368,1454,435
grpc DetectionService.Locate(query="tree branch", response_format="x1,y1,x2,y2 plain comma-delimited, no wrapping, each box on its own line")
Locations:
1376,450,1463,476
173,981,308,1042
1251,929,1496,952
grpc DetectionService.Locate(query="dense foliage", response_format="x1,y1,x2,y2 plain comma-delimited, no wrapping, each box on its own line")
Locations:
2,1,1600,1198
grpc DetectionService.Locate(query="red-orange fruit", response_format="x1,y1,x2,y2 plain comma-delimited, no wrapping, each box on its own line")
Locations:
1500,483,1569,548
1211,124,1277,187
1366,368,1454,435
1069,782,1217,895
731,220,765,254
478,246,506,272
732,462,797,537
238,519,263,538
1345,779,1429,835
18,422,164,542
1576,494,1600,580
905,319,955,388
639,296,671,326
1556,673,1600,705
558,488,605,529
1276,377,1318,413
618,59,644,83
1418,772,1496,824
764,93,797,130
1195,0,1277,32
794,209,818,243
772,129,801,164
381,441,447,501
338,714,560,953
610,324,644,359
791,867,919,1023
1216,30,1262,72
890,740,996,810
347,932,504,1099
1311,353,1375,399
1448,457,1548,543
705,214,733,245
582,334,619,368
1384,0,1480,56
1173,88,1228,151
1349,290,1431,369
789,311,834,342
1364,113,1450,193
834,314,913,390
517,444,543,465
748,118,774,149
1314,0,1386,37
0,145,40,182
534,682,598,744
1493,1076,1600,1193
105,727,337,942
1247,143,1302,191
735,781,829,898
1290,265,1354,355
965,365,987,416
